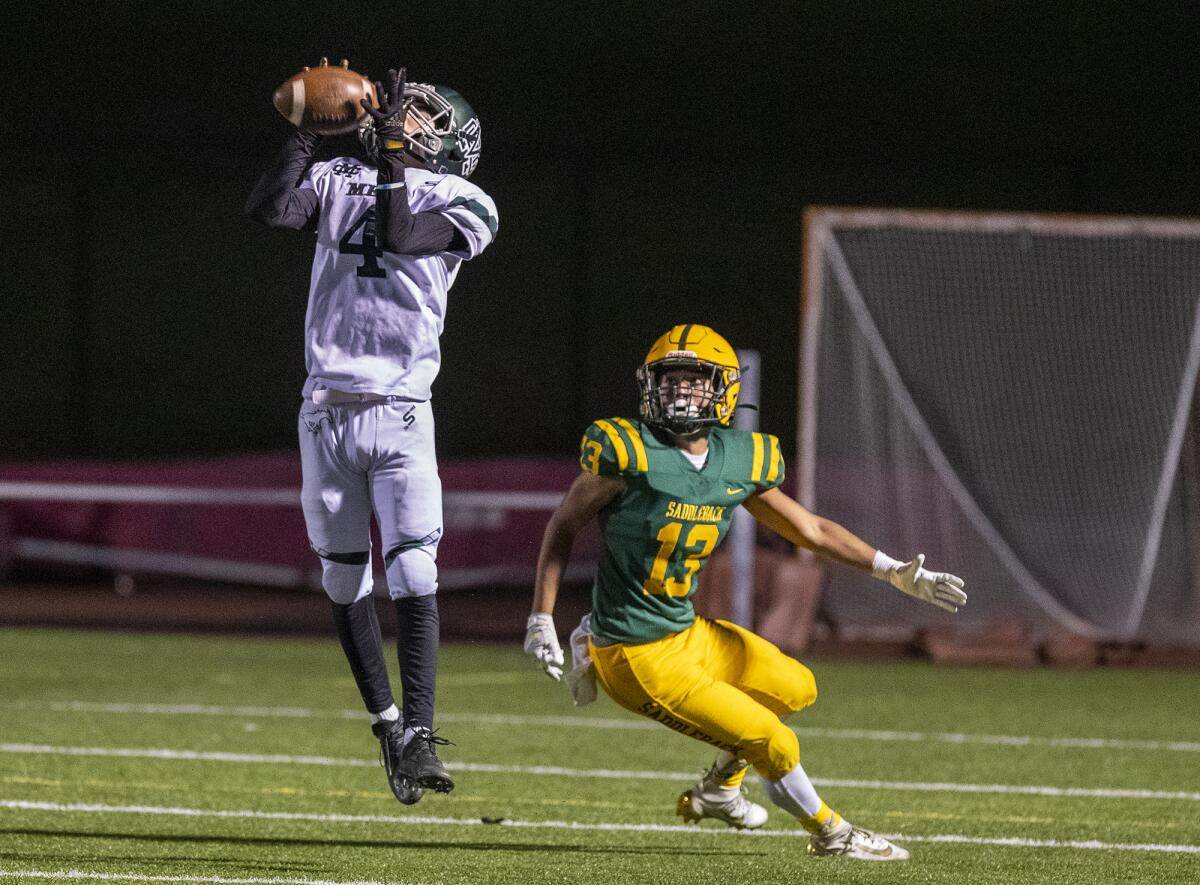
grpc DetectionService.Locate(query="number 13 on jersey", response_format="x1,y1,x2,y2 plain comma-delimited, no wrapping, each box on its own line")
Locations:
643,521,720,597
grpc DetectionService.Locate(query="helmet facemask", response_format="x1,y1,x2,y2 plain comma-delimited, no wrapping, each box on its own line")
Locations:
398,83,455,164
637,357,740,435
357,82,481,177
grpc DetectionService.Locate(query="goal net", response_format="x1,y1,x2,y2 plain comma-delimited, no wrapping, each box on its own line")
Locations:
801,208,1200,645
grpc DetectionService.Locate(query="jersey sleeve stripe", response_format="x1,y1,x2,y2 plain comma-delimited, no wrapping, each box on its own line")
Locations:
611,417,648,472
448,197,500,235
594,419,630,472
751,432,765,482
766,435,781,482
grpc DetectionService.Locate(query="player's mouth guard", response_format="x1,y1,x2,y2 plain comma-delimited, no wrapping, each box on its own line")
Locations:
669,397,705,419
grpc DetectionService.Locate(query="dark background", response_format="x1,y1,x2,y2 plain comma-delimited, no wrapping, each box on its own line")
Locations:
5,1,1199,464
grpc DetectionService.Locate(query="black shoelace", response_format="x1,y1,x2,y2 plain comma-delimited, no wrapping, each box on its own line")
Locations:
409,728,455,751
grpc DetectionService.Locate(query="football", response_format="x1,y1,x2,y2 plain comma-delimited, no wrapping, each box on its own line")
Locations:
272,58,377,135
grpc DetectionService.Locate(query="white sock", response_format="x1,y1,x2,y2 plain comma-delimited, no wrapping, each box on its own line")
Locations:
710,750,740,774
700,750,743,801
369,704,400,725
762,762,824,818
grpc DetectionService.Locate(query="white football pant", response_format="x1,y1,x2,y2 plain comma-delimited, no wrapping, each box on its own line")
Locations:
298,399,442,604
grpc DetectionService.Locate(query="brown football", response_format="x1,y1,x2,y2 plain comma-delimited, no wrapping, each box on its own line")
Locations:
272,58,377,135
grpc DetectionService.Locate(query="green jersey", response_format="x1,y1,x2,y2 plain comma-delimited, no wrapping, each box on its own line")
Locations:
579,417,786,644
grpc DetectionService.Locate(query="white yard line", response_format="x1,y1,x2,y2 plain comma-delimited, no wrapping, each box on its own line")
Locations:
0,800,1197,855
24,701,1200,754
39,702,363,721
0,744,376,769
868,833,1200,854
0,871,434,885
2,744,1198,802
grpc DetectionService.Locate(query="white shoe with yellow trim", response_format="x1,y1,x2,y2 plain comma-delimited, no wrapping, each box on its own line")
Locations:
806,819,910,861
676,786,769,830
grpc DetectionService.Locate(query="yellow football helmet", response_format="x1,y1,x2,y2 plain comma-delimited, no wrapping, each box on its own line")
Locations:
636,324,742,434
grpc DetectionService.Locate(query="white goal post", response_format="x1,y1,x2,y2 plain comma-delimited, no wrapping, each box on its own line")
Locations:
801,207,1200,644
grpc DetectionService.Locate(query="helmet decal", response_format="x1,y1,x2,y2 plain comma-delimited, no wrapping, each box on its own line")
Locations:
457,116,481,177
678,323,694,351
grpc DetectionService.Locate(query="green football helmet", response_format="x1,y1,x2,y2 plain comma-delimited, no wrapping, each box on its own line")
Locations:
359,82,482,178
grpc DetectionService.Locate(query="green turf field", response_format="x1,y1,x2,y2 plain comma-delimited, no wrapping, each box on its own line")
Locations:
1,627,1197,884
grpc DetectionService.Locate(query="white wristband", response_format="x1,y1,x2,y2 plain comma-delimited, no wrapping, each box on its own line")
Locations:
871,550,904,580
374,181,407,191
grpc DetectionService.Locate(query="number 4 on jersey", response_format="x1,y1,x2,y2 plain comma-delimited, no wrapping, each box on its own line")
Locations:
339,208,386,278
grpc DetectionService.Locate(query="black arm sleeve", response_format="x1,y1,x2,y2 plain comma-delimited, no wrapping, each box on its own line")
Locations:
244,129,323,230
374,152,468,255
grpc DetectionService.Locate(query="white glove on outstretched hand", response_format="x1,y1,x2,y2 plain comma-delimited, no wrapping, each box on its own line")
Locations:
524,613,564,681
874,552,967,613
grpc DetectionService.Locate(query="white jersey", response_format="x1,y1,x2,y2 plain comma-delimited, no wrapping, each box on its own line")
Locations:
299,158,498,400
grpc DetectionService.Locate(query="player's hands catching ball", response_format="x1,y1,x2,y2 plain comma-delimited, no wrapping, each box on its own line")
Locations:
881,554,967,613
361,67,409,153
524,613,565,681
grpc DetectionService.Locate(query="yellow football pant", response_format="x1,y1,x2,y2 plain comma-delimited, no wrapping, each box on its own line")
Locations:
589,617,817,780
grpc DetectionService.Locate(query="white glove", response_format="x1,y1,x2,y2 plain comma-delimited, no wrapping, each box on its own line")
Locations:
564,613,598,706
524,613,564,681
875,552,967,613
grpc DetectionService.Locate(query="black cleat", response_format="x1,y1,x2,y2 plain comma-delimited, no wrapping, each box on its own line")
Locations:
372,720,425,805
400,727,455,794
